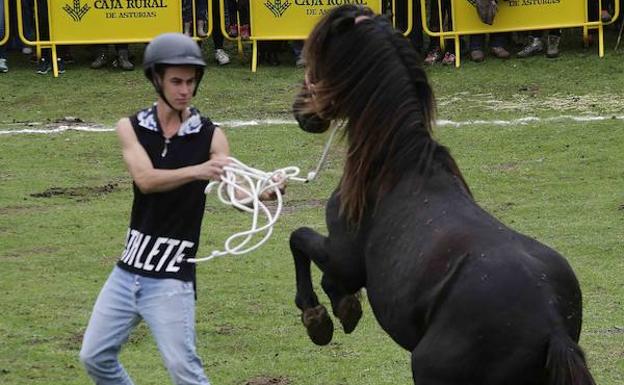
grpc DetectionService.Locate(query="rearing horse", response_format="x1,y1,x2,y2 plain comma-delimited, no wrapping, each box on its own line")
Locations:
289,5,595,385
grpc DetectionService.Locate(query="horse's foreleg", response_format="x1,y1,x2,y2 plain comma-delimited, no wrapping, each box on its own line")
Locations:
290,227,334,345
321,275,362,334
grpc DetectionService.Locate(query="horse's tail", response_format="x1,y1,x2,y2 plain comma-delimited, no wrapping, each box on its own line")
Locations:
546,329,596,385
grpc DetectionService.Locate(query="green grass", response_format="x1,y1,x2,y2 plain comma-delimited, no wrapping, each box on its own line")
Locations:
1,30,623,384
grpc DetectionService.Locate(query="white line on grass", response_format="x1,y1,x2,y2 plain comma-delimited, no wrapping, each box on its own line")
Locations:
1,115,622,135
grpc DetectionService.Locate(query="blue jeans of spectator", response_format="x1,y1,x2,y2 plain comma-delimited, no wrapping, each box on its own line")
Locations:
183,0,208,21
470,33,507,51
21,0,35,41
80,266,210,385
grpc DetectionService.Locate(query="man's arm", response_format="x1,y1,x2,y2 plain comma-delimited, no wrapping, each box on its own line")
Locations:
117,118,228,194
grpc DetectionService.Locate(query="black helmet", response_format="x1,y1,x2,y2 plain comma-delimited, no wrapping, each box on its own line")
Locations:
143,33,206,111
143,32,206,80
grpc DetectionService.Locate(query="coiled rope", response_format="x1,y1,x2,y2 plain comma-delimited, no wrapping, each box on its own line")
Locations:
187,122,339,263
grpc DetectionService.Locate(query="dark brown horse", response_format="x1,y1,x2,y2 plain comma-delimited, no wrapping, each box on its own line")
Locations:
289,5,595,385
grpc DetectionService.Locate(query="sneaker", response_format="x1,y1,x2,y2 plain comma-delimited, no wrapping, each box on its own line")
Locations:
490,46,510,59
441,51,456,65
546,35,560,58
36,57,51,74
91,53,108,69
57,58,65,74
197,20,208,38
22,46,33,55
601,9,612,22
516,37,544,58
0,58,8,73
240,24,250,40
470,49,485,62
228,24,238,37
424,47,443,65
215,49,230,65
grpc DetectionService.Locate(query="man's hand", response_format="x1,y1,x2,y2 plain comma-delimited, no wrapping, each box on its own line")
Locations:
194,157,230,181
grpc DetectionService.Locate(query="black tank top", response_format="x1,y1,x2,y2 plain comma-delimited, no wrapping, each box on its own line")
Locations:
117,105,215,282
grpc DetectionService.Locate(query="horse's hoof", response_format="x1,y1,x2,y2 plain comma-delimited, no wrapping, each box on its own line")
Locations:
302,305,334,345
334,295,362,334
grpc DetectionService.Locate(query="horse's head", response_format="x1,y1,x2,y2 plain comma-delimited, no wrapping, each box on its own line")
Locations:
475,0,498,25
291,5,438,224
292,81,331,134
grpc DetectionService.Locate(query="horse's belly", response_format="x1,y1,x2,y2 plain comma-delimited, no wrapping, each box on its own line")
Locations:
366,289,424,351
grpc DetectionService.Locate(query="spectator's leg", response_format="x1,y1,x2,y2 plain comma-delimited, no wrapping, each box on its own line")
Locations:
489,32,510,59
35,0,53,74
212,0,230,65
91,44,108,69
196,0,208,38
517,29,545,58
546,29,562,58
183,0,192,36
238,0,250,39
226,0,238,37
0,0,7,73
469,33,485,62
115,44,134,71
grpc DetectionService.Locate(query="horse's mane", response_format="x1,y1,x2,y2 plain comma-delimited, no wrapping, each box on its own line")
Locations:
304,6,472,224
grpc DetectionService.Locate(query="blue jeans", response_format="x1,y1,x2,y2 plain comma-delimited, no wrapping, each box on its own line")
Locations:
80,267,210,385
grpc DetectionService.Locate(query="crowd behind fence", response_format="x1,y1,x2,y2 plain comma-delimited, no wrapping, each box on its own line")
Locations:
0,0,621,76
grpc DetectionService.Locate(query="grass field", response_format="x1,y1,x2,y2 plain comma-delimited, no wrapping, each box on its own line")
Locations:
1,29,623,385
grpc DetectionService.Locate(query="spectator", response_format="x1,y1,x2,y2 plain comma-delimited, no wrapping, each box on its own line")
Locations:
90,44,134,71
259,41,281,66
226,0,250,39
393,0,424,54
184,0,230,65
183,0,208,38
469,33,510,62
423,0,459,65
33,0,71,74
516,29,561,59
0,0,7,73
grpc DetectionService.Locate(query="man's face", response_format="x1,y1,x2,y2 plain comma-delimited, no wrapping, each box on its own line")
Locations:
160,66,197,110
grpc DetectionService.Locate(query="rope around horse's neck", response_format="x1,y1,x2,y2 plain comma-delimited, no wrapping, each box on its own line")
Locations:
187,122,338,263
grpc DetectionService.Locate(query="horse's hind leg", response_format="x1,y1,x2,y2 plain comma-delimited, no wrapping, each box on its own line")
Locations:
290,227,334,345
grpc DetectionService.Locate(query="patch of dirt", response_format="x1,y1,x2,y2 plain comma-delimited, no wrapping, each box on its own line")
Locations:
1,246,60,260
63,331,84,350
438,92,624,115
586,326,624,335
30,183,118,199
244,376,291,385
618,203,624,211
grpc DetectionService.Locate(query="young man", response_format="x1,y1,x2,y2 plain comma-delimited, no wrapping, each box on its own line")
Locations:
79,33,276,385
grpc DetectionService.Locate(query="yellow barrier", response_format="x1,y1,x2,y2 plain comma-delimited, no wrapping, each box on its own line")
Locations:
0,0,8,46
238,0,383,72
16,0,212,77
421,0,620,67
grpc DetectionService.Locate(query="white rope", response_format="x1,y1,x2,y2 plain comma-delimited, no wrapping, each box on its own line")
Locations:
187,122,339,263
